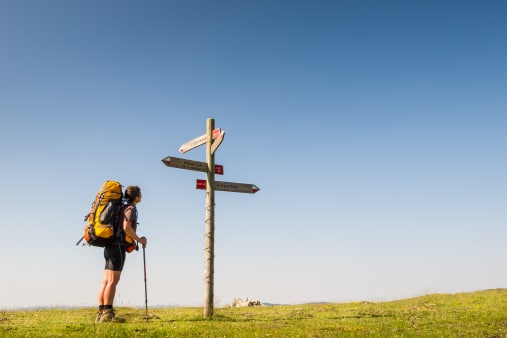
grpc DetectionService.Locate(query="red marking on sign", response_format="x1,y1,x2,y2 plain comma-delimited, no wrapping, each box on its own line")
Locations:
214,165,224,175
196,179,207,189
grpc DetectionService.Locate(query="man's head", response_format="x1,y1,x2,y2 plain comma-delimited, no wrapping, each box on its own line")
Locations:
125,186,142,204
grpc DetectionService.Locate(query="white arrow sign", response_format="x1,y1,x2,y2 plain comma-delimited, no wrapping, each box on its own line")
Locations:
210,130,225,155
179,128,221,153
162,156,224,175
196,179,260,194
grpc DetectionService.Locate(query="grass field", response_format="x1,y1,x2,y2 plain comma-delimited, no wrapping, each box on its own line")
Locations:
2,289,506,337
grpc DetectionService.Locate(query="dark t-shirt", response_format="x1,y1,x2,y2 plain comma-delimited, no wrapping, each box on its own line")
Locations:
123,205,138,230
113,204,138,245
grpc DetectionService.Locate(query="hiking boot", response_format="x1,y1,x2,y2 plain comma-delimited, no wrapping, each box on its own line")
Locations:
95,311,103,323
99,309,116,323
99,309,125,323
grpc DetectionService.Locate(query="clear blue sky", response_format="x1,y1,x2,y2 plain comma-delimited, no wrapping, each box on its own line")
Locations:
1,0,505,309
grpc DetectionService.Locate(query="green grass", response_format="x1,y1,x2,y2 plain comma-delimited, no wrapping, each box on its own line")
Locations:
2,289,507,337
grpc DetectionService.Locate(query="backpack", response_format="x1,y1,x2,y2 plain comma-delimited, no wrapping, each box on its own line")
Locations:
81,180,124,247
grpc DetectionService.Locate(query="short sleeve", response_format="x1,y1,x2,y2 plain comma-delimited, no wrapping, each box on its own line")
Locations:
124,206,137,224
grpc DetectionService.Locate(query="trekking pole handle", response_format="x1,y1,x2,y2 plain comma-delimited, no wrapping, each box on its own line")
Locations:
139,236,147,248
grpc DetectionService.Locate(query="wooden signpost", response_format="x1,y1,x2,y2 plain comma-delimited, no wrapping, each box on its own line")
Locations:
162,156,224,175
196,179,260,193
162,118,260,318
210,130,225,155
179,127,221,153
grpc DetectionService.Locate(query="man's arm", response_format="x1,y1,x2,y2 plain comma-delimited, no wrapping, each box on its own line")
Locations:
123,219,147,246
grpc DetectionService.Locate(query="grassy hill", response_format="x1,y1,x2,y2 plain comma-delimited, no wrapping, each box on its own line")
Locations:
2,289,506,337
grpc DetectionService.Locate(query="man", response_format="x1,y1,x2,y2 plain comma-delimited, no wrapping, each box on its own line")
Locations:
96,185,147,323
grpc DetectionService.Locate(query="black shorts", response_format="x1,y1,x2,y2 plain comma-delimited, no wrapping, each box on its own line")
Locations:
104,245,127,271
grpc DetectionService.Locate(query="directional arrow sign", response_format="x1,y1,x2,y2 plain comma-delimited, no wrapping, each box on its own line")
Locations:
179,128,221,153
210,130,225,155
196,179,260,194
162,156,224,175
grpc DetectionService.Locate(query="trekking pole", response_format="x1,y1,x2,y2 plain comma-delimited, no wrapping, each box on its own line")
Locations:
142,244,148,322
75,236,84,246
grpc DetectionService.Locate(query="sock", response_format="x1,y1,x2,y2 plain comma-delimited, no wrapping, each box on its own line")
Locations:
99,305,105,312
104,305,113,310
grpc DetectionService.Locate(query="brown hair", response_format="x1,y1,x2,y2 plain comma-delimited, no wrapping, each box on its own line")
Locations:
125,186,141,203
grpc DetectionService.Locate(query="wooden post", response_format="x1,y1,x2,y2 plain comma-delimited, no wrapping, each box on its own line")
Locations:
204,118,215,318
164,117,258,318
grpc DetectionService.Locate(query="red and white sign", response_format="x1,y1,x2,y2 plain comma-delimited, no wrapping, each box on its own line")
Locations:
179,128,221,153
196,179,260,194
162,156,223,175
214,165,224,175
210,130,225,155
196,179,207,190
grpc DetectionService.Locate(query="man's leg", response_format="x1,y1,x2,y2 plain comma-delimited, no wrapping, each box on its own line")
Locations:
98,269,122,322
98,245,125,322
102,269,122,305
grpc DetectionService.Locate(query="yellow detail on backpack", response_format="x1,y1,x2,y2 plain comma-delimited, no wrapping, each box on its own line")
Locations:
83,180,123,247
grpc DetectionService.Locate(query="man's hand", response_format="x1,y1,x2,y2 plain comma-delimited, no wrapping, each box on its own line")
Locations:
138,236,147,248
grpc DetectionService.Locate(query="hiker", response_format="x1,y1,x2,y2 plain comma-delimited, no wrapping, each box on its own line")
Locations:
96,185,147,323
